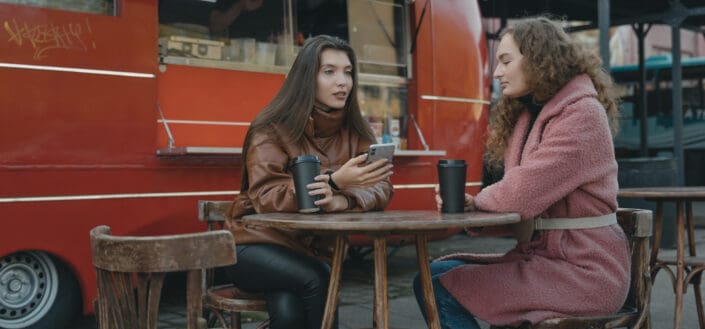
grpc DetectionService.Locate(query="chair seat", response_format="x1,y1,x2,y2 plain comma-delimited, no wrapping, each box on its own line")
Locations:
491,309,639,329
205,285,267,312
531,311,638,329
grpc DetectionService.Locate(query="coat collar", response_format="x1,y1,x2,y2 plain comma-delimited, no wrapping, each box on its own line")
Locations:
540,74,596,118
305,102,346,138
505,74,597,168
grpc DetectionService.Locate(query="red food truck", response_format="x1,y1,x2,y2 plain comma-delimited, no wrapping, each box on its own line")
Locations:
0,0,489,327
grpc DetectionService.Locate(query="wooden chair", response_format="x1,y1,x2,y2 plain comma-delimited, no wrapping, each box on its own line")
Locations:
90,225,236,329
198,200,269,329
491,208,653,329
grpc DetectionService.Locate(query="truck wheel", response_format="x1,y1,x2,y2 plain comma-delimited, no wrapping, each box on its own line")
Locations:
0,251,80,329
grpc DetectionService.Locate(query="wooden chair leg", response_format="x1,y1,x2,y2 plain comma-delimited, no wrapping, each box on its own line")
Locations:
255,319,270,329
206,308,228,329
231,311,241,329
693,274,705,329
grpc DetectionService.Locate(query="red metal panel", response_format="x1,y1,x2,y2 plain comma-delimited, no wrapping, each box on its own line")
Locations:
0,1,159,317
0,2,156,72
0,69,155,165
157,65,285,148
412,0,490,185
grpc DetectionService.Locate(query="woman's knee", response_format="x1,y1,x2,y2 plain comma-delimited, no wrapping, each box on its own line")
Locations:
414,260,469,298
413,272,422,296
266,292,305,328
297,261,331,296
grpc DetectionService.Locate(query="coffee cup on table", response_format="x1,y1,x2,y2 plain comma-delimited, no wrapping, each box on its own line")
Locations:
290,155,322,213
437,159,467,213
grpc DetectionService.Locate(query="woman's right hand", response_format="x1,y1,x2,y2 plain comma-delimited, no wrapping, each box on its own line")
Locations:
330,153,393,189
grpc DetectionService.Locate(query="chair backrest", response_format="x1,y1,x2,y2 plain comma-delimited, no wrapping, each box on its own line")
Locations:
90,225,236,329
198,200,232,229
616,208,653,326
197,200,234,288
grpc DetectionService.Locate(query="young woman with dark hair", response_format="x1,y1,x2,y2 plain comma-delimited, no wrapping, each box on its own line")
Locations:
225,35,394,329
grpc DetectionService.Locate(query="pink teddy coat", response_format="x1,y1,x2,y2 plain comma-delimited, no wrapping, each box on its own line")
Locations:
438,74,630,326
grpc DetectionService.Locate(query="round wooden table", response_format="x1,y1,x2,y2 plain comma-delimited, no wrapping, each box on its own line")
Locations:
619,186,705,329
243,210,520,329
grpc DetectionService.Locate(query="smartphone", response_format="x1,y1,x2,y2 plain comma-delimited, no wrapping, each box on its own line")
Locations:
366,143,395,164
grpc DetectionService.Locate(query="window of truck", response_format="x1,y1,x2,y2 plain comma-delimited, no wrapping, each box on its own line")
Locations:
0,0,115,15
157,0,414,152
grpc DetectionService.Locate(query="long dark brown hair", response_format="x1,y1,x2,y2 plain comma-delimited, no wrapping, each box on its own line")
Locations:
485,16,620,169
239,35,376,190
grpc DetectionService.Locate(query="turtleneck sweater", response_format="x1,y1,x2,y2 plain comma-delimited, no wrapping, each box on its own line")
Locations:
517,94,545,162
309,102,345,138
517,94,543,135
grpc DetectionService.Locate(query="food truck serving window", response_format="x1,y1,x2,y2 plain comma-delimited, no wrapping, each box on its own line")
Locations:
156,0,419,156
0,0,115,15
158,0,409,77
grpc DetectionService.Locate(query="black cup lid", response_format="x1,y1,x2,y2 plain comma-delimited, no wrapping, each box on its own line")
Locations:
438,159,466,166
291,155,320,166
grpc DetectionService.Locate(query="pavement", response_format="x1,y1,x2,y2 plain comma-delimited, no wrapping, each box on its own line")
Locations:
69,203,705,329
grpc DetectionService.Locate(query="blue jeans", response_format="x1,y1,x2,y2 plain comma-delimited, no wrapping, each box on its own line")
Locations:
413,260,481,329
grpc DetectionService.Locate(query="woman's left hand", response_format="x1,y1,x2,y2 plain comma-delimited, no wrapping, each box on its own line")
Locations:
434,184,475,212
464,193,476,212
309,174,348,212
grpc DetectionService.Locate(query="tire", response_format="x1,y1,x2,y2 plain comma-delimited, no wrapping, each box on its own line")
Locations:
0,252,81,329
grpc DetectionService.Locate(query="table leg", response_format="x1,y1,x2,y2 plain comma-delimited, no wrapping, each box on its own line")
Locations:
321,235,347,329
674,201,685,329
415,234,441,329
373,236,389,329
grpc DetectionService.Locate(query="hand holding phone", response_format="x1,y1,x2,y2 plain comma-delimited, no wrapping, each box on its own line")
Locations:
329,147,394,189
366,143,395,164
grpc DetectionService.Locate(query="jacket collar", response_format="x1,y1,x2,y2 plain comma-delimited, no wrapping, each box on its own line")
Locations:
305,102,346,138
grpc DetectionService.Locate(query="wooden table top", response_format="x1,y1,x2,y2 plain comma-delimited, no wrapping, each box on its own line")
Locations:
242,210,520,234
618,186,705,200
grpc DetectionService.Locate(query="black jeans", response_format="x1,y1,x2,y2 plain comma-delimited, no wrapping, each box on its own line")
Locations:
224,243,337,329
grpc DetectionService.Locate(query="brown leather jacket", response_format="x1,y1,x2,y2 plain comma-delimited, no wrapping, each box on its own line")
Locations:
226,107,393,256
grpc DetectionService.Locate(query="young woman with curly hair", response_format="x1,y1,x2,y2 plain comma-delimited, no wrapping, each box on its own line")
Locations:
413,17,627,329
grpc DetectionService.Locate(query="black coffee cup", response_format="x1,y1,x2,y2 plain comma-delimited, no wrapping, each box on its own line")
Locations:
290,155,322,213
437,159,467,213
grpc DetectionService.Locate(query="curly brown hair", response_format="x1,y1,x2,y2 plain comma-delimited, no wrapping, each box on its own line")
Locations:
485,16,620,169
